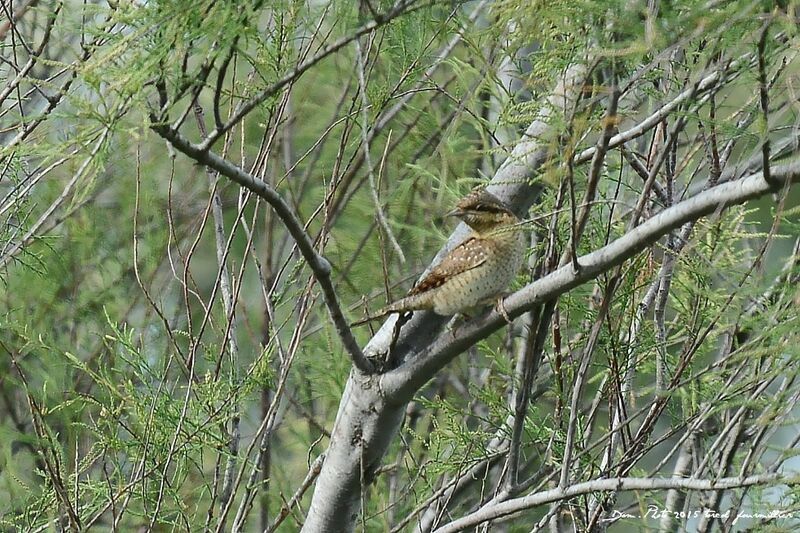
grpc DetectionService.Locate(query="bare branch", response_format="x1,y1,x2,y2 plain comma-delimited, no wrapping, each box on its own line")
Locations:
385,159,800,399
432,473,798,533
150,124,374,373
197,0,427,151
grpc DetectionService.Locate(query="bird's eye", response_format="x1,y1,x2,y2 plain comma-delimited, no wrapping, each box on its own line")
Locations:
474,203,485,210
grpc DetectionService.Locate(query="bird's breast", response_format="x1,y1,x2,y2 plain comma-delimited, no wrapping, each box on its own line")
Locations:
430,228,526,316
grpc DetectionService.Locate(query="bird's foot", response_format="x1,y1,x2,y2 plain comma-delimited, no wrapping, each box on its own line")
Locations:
494,295,513,324
446,314,467,339
387,311,413,366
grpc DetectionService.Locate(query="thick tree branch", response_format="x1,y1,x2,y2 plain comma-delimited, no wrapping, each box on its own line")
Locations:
383,160,800,400
302,62,589,533
432,473,798,533
150,123,374,373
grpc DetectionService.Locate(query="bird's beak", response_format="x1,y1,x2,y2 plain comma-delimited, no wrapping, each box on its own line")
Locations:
446,208,465,218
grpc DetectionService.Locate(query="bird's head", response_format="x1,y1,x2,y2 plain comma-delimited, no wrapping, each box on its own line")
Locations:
446,187,518,233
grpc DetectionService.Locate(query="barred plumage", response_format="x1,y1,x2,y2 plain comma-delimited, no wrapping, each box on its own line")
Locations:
352,188,526,326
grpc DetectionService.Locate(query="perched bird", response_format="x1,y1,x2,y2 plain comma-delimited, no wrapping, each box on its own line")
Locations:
352,187,526,326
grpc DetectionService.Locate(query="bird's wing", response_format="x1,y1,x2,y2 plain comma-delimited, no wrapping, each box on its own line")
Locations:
408,237,487,296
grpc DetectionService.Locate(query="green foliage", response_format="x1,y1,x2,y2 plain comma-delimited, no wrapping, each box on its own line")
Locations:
2,0,799,530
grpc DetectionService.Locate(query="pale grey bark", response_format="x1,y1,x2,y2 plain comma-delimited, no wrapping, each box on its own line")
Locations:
384,161,800,399
433,473,798,533
303,44,800,528
302,63,589,533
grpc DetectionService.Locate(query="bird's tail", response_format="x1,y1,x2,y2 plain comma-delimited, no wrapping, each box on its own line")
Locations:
350,308,392,327
350,294,427,327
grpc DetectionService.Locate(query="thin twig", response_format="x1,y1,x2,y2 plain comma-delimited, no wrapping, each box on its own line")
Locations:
150,124,374,373
354,36,406,263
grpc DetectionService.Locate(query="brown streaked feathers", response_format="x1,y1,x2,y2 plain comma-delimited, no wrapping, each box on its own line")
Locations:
351,187,526,326
407,237,487,296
